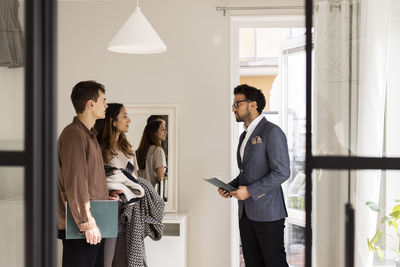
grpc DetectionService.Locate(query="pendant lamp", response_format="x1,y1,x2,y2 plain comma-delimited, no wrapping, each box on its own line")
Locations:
107,0,167,54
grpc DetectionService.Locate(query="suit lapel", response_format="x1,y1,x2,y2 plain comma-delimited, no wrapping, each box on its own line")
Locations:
237,131,246,168
242,117,268,163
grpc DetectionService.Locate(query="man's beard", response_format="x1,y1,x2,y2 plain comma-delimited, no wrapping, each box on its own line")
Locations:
235,108,250,122
235,116,244,122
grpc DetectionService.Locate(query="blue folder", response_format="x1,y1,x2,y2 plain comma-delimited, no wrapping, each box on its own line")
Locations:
65,200,118,239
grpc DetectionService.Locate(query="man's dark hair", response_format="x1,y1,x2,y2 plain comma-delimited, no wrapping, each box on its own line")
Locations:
234,84,266,114
70,80,105,113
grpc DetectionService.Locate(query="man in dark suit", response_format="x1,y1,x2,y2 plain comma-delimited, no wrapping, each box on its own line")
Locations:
219,84,290,267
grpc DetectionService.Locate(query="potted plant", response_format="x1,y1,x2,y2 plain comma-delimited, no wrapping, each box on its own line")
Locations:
366,199,400,266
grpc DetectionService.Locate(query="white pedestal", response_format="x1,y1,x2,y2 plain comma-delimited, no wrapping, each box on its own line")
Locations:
145,212,187,267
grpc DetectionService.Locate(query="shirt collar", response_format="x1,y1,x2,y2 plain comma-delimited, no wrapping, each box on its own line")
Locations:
243,114,264,132
72,117,97,137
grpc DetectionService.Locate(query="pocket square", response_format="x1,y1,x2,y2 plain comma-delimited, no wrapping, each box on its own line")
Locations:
257,193,266,199
251,136,263,145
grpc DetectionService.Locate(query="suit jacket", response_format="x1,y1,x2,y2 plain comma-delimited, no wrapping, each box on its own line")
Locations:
229,117,290,222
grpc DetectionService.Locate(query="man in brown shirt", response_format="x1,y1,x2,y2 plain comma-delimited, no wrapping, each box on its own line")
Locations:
58,80,115,267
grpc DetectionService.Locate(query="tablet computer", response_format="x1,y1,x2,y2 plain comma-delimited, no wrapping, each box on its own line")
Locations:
203,177,237,192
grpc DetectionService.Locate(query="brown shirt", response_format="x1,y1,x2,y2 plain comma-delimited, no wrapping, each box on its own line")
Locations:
57,117,109,232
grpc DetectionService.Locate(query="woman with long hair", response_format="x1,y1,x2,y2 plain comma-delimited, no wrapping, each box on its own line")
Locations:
136,119,167,188
94,103,144,267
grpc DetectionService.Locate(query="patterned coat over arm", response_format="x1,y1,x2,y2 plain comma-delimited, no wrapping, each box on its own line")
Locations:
121,177,165,267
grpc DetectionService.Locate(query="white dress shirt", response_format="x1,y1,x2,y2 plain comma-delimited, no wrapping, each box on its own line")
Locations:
240,114,264,161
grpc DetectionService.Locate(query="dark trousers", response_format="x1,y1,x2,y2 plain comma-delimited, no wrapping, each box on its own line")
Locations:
62,238,105,267
239,211,289,267
111,229,128,267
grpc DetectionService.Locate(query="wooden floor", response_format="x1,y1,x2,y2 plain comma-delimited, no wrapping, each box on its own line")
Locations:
239,246,245,267
239,246,305,267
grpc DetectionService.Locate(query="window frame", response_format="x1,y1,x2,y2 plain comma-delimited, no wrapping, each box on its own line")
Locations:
304,1,400,267
0,0,57,266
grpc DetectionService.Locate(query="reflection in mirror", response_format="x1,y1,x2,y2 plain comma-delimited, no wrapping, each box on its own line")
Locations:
124,104,178,212
136,116,168,200
129,114,168,158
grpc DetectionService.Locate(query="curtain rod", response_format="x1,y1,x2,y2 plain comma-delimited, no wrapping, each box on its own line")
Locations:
216,6,304,16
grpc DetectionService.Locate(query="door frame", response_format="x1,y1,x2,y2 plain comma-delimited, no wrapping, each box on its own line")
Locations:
229,14,304,267
0,0,58,266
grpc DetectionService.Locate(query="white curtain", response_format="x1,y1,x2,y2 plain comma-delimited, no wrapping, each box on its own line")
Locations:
385,4,400,261
386,1,400,159
354,1,392,266
313,1,352,266
313,0,352,155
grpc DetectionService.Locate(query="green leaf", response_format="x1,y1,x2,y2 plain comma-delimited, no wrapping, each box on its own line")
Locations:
380,216,390,224
366,201,382,212
390,204,400,220
388,220,398,229
389,210,400,220
393,203,400,212
376,246,384,261
370,230,383,245
367,238,374,252
395,198,400,203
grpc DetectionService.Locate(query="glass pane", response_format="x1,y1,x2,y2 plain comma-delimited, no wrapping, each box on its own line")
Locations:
287,50,306,211
239,28,255,59
312,169,348,267
286,223,305,267
284,46,306,215
0,0,25,151
313,169,400,267
354,170,400,267
312,0,400,157
0,167,24,266
256,28,288,58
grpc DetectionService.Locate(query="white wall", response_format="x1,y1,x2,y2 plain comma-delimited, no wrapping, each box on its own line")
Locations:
58,1,231,266
57,1,303,266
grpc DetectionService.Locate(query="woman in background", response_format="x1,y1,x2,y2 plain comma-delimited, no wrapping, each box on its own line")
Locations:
95,103,144,267
136,119,167,187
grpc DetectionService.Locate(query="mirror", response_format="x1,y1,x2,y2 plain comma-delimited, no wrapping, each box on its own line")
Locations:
124,104,178,212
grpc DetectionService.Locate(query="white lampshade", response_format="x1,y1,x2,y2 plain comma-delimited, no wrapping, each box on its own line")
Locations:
108,6,167,54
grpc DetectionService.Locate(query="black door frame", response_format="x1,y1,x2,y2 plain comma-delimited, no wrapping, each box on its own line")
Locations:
0,0,57,266
305,0,400,267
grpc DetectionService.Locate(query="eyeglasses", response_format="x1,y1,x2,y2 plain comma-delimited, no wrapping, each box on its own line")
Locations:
232,99,249,109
